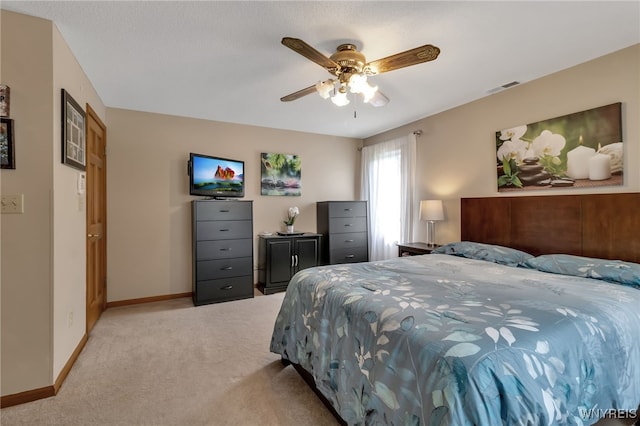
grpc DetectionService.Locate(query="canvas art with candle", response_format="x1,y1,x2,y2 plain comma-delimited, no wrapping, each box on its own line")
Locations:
496,102,623,192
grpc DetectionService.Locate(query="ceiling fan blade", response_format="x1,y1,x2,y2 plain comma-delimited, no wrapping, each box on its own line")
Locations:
282,37,340,72
280,84,317,102
366,44,440,75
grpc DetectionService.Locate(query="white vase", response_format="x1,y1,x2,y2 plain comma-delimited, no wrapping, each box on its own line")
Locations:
287,225,294,233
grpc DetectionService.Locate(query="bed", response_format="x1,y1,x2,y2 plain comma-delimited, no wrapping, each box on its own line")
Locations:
269,193,640,425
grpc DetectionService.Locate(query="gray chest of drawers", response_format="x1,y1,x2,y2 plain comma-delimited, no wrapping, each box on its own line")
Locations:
192,200,253,305
316,201,369,265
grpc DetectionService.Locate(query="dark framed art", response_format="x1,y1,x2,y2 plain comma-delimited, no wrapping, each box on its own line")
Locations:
0,117,15,169
61,88,86,171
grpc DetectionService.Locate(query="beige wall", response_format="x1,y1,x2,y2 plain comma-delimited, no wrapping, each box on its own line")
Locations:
105,109,361,302
51,24,106,382
1,10,54,396
1,10,106,396
365,44,640,246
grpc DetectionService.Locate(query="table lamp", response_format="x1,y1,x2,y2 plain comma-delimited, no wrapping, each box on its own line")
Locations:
420,200,444,247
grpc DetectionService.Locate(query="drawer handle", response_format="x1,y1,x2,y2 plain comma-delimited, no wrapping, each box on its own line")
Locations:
344,223,353,227
221,266,233,270
344,208,353,211
345,254,355,258
344,239,354,242
219,209,230,212
221,285,233,290
220,248,232,251
219,228,230,232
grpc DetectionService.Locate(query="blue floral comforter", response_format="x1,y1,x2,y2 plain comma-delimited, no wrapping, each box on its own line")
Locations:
270,254,640,425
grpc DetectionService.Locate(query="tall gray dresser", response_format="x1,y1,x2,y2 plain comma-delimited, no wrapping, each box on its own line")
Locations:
191,200,254,306
316,201,369,265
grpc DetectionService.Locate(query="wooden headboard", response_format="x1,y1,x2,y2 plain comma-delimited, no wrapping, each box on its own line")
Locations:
461,192,640,263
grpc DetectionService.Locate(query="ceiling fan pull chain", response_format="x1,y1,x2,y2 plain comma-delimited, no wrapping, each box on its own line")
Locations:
353,93,357,118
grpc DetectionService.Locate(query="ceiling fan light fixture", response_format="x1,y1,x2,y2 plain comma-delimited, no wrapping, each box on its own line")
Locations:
280,37,439,108
331,86,350,106
361,84,379,103
368,90,390,107
315,79,335,99
348,73,368,93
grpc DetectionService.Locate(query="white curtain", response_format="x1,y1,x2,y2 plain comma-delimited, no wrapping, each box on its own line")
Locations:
360,133,417,261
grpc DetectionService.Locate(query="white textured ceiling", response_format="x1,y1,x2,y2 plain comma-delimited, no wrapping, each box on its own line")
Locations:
2,1,639,139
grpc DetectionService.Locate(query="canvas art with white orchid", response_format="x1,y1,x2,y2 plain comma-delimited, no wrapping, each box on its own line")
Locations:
495,103,623,191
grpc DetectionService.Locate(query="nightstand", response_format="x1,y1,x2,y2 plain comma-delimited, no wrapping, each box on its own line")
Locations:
397,242,440,257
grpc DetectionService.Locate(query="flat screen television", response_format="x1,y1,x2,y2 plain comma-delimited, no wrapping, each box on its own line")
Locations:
188,152,245,198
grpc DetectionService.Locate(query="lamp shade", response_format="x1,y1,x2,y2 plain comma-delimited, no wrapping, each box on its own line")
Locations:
331,89,350,106
419,200,444,221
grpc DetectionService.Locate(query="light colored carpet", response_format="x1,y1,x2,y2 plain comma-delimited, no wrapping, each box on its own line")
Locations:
2,291,636,426
0,291,339,426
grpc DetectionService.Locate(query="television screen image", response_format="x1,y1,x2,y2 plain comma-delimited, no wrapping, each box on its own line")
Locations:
189,153,245,198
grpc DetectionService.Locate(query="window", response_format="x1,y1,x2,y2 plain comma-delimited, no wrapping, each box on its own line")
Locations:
361,134,417,260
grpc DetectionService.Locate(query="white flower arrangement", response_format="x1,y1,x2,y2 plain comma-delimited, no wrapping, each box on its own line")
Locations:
283,206,299,226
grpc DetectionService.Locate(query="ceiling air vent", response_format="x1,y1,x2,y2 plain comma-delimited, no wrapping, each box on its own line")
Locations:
487,81,520,94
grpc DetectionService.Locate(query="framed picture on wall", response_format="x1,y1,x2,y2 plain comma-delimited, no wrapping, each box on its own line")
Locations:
260,153,301,196
496,102,622,192
61,88,86,171
0,117,15,169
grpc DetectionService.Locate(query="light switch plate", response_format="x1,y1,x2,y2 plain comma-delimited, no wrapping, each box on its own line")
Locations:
1,194,24,213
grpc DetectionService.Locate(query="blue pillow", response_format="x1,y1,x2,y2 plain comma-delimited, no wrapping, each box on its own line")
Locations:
524,254,640,289
432,241,533,267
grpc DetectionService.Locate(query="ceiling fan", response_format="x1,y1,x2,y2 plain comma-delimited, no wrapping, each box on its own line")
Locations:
280,37,440,107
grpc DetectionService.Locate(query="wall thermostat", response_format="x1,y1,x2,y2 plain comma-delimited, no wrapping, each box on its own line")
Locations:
77,172,86,194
